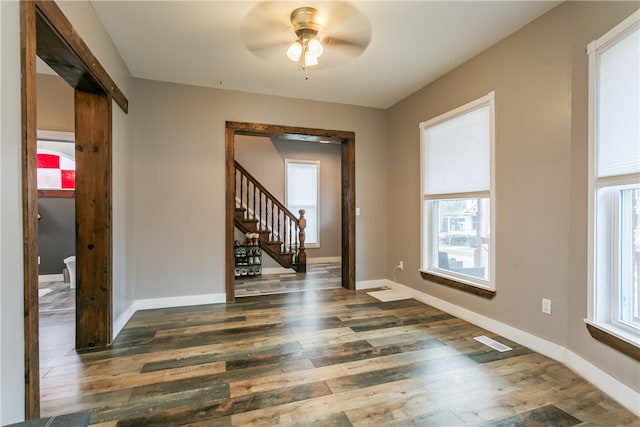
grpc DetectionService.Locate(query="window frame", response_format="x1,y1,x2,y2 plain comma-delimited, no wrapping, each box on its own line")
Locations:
586,10,640,360
285,158,320,248
419,92,496,296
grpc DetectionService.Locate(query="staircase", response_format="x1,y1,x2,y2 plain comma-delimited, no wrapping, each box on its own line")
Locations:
234,161,307,273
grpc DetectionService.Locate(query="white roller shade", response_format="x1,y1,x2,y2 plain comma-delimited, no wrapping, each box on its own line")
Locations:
423,105,490,195
597,27,640,178
287,162,317,205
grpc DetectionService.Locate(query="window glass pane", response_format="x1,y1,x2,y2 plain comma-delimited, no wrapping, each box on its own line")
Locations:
597,27,640,177
433,198,490,281
618,187,640,329
423,105,490,195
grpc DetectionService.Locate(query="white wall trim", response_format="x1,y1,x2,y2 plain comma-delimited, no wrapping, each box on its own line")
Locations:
308,256,341,264
261,267,295,275
258,258,340,275
134,293,227,311
38,274,64,283
385,280,639,416
565,350,639,415
356,279,395,290
113,303,136,340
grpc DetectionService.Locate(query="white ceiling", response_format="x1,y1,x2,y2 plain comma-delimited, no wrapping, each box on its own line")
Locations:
88,1,560,109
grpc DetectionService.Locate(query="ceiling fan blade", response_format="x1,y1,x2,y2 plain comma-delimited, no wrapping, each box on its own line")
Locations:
242,1,290,34
241,1,292,56
323,36,369,54
319,1,360,29
246,38,291,53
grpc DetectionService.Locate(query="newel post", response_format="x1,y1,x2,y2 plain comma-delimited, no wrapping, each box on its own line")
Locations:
297,209,307,273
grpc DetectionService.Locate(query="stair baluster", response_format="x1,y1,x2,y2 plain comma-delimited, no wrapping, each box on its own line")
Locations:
233,161,306,272
271,202,275,242
252,182,256,220
298,209,306,273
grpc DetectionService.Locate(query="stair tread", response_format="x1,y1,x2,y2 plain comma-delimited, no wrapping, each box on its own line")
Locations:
233,167,305,272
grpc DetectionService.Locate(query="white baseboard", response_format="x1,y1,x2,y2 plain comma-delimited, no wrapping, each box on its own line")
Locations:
261,257,340,274
385,281,639,417
356,279,395,290
38,274,64,283
565,350,640,416
134,293,227,311
261,267,295,275
307,257,341,264
113,304,136,340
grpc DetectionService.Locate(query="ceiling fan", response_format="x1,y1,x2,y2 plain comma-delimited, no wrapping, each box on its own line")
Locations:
241,1,371,75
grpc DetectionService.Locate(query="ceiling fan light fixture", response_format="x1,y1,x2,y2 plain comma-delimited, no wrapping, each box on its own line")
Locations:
286,41,302,62
304,51,319,67
307,38,323,58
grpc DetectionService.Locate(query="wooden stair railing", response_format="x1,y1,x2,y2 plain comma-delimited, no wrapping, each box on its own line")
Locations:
234,161,307,272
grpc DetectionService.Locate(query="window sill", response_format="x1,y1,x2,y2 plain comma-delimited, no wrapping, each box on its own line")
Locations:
585,320,640,362
420,270,496,299
38,189,75,198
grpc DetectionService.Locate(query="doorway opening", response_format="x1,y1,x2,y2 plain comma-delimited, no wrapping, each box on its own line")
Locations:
233,134,343,297
21,1,128,418
36,126,77,384
225,121,356,303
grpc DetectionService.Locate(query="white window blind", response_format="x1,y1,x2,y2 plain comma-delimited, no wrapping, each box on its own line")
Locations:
597,26,639,178
420,92,495,291
287,162,317,205
286,160,319,246
423,105,490,195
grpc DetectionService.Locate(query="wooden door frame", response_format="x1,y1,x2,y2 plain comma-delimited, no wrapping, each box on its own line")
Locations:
21,1,128,418
225,121,356,302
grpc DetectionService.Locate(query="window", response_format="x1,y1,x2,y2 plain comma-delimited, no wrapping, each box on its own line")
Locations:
286,159,319,248
37,132,76,191
587,11,640,356
420,92,495,295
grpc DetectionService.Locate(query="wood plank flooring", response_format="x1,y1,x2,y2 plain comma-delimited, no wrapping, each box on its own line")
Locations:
234,262,342,297
39,288,639,426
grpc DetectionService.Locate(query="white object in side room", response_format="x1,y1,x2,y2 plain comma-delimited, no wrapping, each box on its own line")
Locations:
64,256,76,288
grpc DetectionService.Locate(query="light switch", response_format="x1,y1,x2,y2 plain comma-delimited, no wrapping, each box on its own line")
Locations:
355,208,361,216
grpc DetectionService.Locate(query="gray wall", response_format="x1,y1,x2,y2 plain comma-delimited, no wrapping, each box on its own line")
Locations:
386,1,639,393
37,74,73,131
132,78,388,300
1,2,25,422
37,198,75,275
235,135,342,259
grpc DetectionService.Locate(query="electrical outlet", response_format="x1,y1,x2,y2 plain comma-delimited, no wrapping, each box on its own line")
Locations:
542,298,552,315
398,261,404,270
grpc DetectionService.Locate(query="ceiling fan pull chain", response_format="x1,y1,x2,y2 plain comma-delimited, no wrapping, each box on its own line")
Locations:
302,35,310,80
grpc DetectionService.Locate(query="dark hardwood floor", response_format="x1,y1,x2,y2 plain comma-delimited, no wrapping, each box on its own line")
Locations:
39,287,638,426
234,262,342,297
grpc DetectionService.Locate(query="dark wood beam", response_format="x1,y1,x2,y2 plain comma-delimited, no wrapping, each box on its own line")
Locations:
75,90,113,350
20,1,41,419
34,0,128,113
